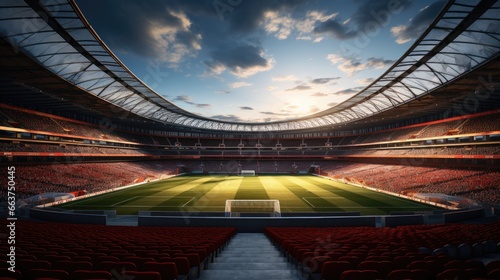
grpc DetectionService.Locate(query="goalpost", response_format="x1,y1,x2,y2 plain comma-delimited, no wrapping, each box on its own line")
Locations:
240,170,256,176
225,199,281,217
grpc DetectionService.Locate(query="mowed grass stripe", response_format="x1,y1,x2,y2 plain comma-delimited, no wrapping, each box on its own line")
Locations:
187,176,242,212
303,176,398,210
60,176,205,208
258,176,310,212
146,177,221,211
57,175,439,215
118,176,214,213
234,177,269,200
280,176,343,212
306,176,436,211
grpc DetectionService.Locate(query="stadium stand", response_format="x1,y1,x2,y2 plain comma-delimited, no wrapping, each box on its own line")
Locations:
0,1,499,279
0,162,177,200
2,221,235,280
266,222,500,280
320,162,500,205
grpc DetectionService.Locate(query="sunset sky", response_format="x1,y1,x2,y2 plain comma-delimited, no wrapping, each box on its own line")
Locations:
76,0,445,123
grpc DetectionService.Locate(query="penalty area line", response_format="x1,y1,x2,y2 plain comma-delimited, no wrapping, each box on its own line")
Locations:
182,197,196,207
111,196,138,206
302,197,315,208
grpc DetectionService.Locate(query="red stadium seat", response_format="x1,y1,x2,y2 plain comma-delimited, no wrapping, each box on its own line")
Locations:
16,259,51,271
53,261,93,273
488,268,500,279
387,269,432,280
97,261,137,272
436,269,469,280
357,260,396,278
142,262,178,280
159,257,190,277
70,270,113,280
121,271,161,280
486,260,500,273
321,261,356,280
340,269,383,280
0,268,22,280
26,268,69,280
122,257,156,271
174,253,201,277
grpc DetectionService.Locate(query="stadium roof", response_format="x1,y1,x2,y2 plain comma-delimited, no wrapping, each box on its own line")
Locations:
0,0,499,132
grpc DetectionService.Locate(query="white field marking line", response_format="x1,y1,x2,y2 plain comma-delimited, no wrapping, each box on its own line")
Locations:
135,196,194,198
302,196,347,200
68,191,119,205
182,197,196,207
76,205,427,209
302,197,315,208
75,205,196,208
111,196,138,206
71,205,429,210
71,195,191,206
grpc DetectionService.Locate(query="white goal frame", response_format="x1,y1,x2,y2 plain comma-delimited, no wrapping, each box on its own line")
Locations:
225,199,281,217
240,170,256,176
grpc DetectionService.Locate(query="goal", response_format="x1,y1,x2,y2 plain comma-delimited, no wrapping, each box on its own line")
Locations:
225,199,281,217
240,170,256,176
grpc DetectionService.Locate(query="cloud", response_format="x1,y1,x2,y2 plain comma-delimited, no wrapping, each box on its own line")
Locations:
204,43,274,77
311,77,340,84
356,78,375,85
293,10,338,42
350,0,412,31
311,92,328,97
78,2,202,67
227,0,309,34
326,54,364,76
286,85,311,91
310,0,413,41
230,82,253,89
215,90,231,94
272,75,298,82
327,54,394,76
266,86,279,91
365,57,395,69
211,114,244,122
196,104,211,108
313,37,324,43
261,9,336,42
263,11,295,40
391,1,446,44
240,106,254,110
309,106,320,113
240,8,337,42
260,111,290,116
174,95,192,103
332,87,364,95
296,36,312,41
174,95,210,109
313,18,358,39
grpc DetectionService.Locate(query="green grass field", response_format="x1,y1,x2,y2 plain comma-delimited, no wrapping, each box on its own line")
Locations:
58,175,438,215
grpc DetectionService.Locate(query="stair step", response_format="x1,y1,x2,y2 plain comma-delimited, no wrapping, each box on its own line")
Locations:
199,233,302,280
201,269,302,280
221,252,281,257
209,263,291,270
214,257,287,263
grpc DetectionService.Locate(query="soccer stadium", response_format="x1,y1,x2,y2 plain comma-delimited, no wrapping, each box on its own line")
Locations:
1,0,500,279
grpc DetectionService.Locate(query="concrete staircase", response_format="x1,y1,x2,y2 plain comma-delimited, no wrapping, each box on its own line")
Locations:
199,233,302,280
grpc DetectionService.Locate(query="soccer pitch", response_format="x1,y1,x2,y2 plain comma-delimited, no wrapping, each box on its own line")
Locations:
57,175,438,215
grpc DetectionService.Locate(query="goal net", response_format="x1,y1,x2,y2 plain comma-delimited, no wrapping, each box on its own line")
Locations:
225,199,281,217
240,170,256,176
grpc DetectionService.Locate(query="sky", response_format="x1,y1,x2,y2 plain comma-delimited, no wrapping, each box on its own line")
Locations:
75,0,446,123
